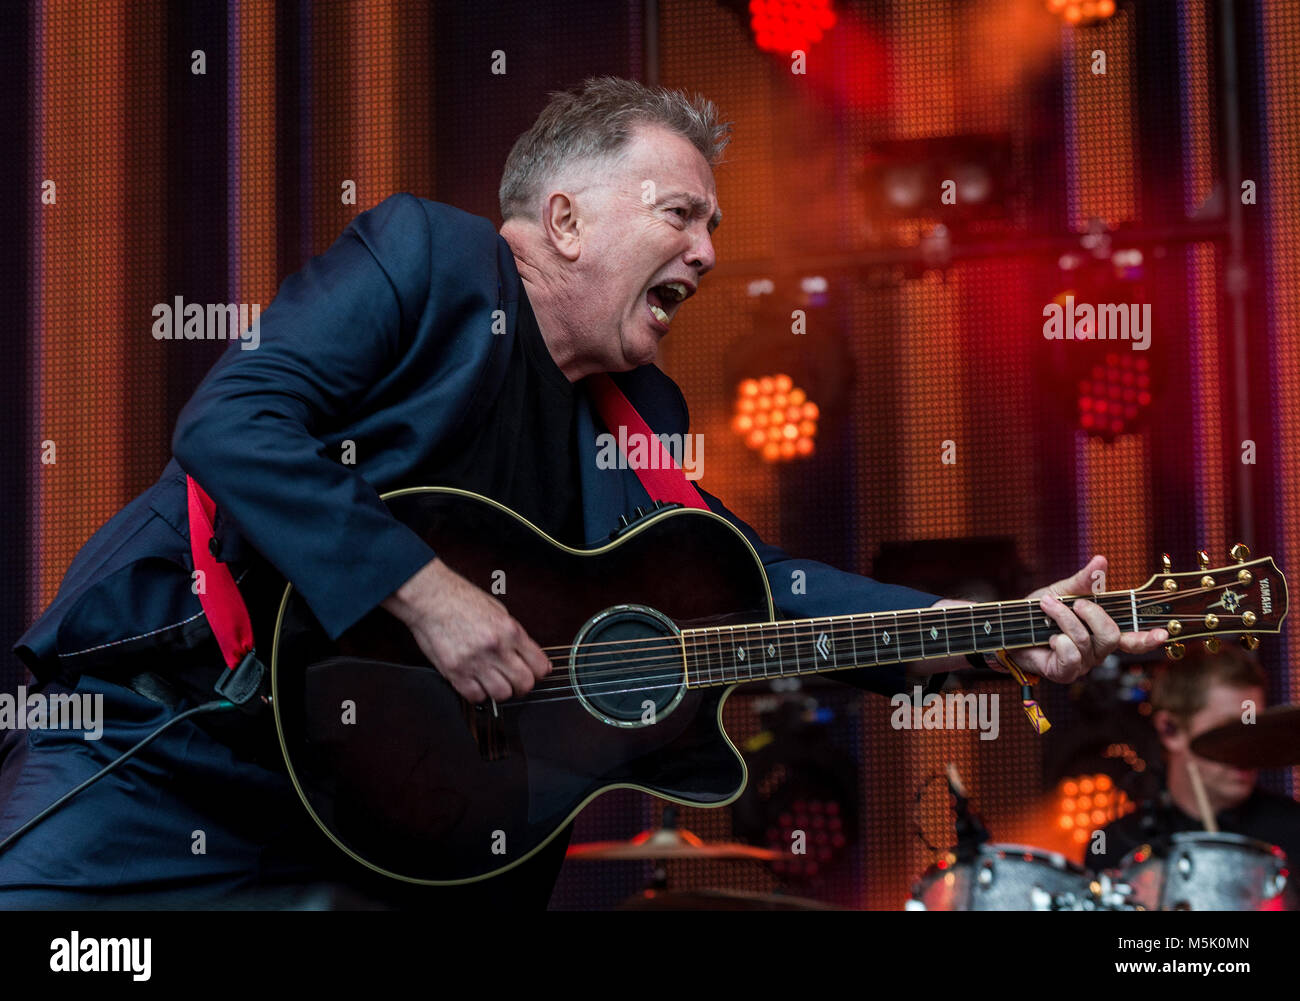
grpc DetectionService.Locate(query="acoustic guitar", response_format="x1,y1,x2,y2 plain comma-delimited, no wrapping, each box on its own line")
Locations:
269,487,1287,884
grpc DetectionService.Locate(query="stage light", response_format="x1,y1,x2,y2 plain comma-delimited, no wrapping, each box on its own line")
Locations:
725,295,852,467
1047,0,1117,27
883,165,926,211
952,163,993,205
747,0,837,54
860,135,1016,234
732,373,819,462
1056,773,1134,844
1076,351,1151,436
1036,232,1163,442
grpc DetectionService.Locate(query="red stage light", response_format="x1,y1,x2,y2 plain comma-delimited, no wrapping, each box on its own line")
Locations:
749,0,837,53
1075,352,1150,436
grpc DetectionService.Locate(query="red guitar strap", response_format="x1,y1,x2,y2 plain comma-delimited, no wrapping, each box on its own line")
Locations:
585,373,709,511
183,373,699,704
186,475,266,709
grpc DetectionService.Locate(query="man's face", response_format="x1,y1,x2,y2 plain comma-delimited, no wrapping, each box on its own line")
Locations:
1166,682,1265,811
568,123,720,371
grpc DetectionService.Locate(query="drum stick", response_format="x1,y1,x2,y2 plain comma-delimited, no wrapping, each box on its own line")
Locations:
1185,758,1219,833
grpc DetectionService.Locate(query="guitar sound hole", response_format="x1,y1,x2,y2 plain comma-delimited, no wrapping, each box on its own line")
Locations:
571,605,685,726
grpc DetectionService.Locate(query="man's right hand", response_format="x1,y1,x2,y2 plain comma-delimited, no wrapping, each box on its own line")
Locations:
381,558,553,703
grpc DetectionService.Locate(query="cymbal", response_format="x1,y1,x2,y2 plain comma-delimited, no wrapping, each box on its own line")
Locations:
1190,705,1300,769
566,826,778,861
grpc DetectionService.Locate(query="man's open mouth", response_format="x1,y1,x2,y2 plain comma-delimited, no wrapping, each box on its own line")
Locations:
646,281,689,327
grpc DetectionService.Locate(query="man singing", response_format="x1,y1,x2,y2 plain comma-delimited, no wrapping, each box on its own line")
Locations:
0,77,1168,909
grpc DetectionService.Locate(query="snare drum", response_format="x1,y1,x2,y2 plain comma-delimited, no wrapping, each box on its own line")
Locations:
908,843,1098,910
1117,832,1290,911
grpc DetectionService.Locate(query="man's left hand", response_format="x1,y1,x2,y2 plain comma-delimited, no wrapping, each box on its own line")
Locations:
1015,555,1168,684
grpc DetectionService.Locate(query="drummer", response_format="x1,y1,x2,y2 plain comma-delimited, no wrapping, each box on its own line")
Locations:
1090,644,1300,871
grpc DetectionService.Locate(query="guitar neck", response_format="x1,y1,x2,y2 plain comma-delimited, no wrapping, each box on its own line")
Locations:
680,592,1139,688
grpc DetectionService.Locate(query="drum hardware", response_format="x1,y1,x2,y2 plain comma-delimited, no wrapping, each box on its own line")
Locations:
1114,832,1291,911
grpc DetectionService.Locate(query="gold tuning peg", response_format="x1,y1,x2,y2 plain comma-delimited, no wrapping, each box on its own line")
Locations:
1161,553,1172,573
1197,549,1210,570
1205,637,1221,653
1231,543,1251,563
1241,634,1260,651
1165,642,1185,661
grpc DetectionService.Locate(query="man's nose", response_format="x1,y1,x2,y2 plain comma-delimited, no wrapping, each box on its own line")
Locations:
687,229,716,275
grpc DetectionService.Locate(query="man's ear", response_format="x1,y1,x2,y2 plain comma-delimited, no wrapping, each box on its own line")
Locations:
541,191,582,262
1153,709,1187,754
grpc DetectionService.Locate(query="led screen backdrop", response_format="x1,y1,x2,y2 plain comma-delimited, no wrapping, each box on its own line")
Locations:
6,0,1296,909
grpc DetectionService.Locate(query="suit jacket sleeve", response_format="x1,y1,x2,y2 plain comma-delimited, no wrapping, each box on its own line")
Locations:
172,194,492,640
693,484,947,698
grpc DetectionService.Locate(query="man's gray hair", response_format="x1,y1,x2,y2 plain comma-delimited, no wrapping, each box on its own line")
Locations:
499,76,731,221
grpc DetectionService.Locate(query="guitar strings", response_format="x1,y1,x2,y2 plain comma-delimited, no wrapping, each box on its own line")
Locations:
524,584,1214,659
520,585,1214,682
481,584,1250,708
521,586,1223,692
513,611,1257,709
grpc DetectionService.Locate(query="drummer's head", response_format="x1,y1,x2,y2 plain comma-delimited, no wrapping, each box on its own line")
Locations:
1149,645,1267,812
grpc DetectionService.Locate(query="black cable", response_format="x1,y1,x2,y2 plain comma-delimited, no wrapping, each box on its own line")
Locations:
0,698,236,855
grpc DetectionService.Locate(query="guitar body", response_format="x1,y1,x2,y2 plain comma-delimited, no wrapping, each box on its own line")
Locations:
271,487,774,885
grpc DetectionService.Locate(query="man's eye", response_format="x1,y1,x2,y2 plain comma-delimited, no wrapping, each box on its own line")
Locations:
670,207,689,219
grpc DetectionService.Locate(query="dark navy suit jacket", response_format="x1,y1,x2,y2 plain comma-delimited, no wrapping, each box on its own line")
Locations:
15,194,940,698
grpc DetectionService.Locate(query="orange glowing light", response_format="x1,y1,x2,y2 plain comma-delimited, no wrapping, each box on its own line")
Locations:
1049,0,1115,26
733,374,819,462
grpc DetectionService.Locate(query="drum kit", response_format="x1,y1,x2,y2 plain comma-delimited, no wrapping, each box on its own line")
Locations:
564,709,1298,910
907,833,1289,911
908,707,1300,911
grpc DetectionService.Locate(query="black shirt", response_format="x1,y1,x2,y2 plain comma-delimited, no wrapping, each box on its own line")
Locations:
204,289,583,760
1091,788,1300,872
427,291,584,546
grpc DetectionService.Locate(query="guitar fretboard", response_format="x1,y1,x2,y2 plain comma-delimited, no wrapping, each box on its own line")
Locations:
680,592,1140,688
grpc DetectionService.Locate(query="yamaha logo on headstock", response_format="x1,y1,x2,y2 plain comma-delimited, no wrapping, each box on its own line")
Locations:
1260,577,1273,614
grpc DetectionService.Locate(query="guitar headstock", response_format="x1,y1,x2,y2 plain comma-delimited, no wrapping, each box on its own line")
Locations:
1135,545,1287,659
